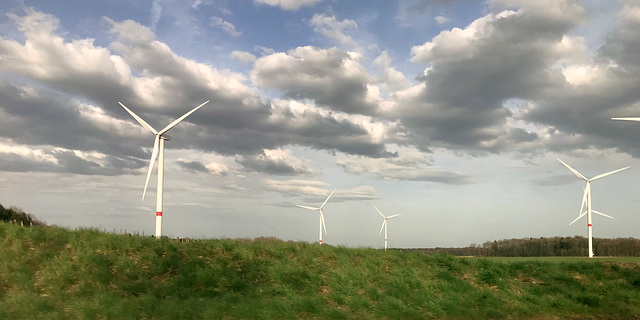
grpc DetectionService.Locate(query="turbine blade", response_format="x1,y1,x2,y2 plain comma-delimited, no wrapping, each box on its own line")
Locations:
612,117,640,121
119,102,158,134
320,211,327,235
557,158,588,181
319,188,336,210
158,100,209,135
379,220,386,236
590,166,630,181
592,210,615,219
372,204,385,218
142,135,160,201
569,211,587,225
296,205,319,211
579,186,587,217
387,214,402,219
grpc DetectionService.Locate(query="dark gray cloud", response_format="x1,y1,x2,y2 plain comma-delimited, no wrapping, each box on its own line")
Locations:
0,150,139,176
251,46,378,116
176,160,211,174
0,9,396,177
403,1,585,154
520,2,640,158
0,80,149,160
236,150,313,176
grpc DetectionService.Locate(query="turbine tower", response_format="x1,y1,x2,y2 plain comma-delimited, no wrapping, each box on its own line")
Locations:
372,205,401,250
119,100,209,237
557,158,629,258
296,189,336,245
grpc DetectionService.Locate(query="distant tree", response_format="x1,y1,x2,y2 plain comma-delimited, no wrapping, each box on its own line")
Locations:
410,236,640,257
0,203,46,226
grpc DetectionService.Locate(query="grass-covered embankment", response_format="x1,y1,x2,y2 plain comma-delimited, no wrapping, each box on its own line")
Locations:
2,223,640,319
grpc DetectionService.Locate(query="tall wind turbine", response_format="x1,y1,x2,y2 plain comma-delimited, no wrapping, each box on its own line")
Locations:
557,158,629,258
372,205,401,250
119,100,209,237
296,189,336,245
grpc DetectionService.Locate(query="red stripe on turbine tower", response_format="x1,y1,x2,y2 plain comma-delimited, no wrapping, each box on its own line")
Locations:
588,224,592,226
157,212,162,216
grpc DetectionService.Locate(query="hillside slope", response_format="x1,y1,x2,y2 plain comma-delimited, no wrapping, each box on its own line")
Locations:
2,223,640,319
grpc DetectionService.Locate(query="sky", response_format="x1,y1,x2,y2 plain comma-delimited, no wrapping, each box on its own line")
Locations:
2,0,640,249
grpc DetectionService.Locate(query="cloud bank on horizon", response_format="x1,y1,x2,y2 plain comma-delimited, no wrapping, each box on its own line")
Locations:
2,0,640,247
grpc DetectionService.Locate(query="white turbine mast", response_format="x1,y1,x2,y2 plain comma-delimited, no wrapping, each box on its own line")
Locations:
372,204,401,251
296,188,336,245
120,100,209,238
557,158,629,258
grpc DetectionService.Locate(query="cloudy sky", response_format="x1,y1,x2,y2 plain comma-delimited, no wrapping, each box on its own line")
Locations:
2,0,640,248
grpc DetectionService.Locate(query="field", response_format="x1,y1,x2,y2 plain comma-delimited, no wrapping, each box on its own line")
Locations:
2,222,640,319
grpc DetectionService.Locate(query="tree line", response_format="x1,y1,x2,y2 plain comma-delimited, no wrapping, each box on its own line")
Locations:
0,203,46,226
2,202,639,256
408,236,640,257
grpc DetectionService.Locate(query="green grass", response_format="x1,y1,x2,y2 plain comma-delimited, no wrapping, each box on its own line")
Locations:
2,223,640,319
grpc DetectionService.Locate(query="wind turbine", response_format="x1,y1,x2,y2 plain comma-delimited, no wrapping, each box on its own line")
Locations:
372,205,401,250
557,158,629,258
119,100,209,238
296,188,336,245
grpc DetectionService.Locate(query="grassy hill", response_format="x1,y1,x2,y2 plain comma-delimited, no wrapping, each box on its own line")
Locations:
2,223,640,319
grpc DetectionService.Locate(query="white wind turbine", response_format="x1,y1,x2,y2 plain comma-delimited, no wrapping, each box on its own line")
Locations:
119,100,209,238
372,205,401,250
557,158,629,258
296,189,336,245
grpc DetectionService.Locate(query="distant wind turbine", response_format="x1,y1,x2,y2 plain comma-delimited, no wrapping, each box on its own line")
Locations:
296,188,336,245
119,100,209,238
372,205,401,250
557,158,629,258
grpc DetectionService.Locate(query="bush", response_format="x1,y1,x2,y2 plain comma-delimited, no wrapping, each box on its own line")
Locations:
0,204,46,226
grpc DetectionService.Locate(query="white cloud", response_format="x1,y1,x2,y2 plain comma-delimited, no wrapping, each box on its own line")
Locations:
206,162,230,175
253,0,322,11
307,14,358,46
263,179,378,202
150,0,163,31
332,186,378,201
230,50,257,64
255,46,275,55
210,16,242,37
373,51,412,93
434,15,449,25
263,179,331,196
